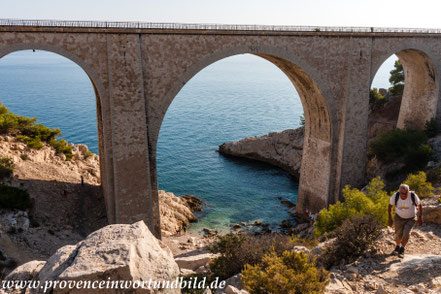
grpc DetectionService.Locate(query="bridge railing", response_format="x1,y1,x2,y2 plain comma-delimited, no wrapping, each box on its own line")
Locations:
1,18,441,34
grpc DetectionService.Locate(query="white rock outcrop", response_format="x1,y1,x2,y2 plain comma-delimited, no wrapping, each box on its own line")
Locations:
159,190,200,236
219,127,304,178
5,221,181,294
174,251,218,271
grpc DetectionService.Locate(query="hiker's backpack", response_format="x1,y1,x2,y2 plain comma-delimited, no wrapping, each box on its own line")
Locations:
394,191,417,207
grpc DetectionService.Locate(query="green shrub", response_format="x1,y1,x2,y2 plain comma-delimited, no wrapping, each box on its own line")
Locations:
0,113,19,134
241,249,329,294
0,103,8,115
0,103,71,160
299,113,305,126
389,60,404,96
314,177,389,236
290,234,319,249
20,154,29,160
84,150,93,159
0,156,14,179
49,138,73,160
425,118,439,138
319,215,382,268
389,83,404,96
403,171,434,198
369,88,386,110
207,232,292,280
368,128,433,172
17,135,44,149
0,184,32,210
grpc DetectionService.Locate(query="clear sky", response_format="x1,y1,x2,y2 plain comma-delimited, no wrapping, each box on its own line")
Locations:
1,0,441,29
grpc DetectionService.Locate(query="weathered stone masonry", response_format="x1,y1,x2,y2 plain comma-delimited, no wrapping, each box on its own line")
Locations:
1,23,440,239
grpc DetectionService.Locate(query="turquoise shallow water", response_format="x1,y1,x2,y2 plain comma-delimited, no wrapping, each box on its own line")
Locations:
0,50,396,233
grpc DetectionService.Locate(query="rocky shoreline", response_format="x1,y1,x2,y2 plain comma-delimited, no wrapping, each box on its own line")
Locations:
0,135,207,275
218,127,304,179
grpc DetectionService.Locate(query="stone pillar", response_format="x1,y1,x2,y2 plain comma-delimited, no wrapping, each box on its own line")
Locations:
336,38,372,197
296,134,332,214
106,34,158,237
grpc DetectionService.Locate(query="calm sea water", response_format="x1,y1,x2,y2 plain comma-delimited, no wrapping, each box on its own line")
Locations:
0,50,396,233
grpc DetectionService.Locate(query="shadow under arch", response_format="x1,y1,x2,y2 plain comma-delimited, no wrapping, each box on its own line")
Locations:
152,46,334,216
0,44,114,224
371,46,440,130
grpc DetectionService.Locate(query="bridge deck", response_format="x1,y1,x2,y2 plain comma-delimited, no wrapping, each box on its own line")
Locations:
1,18,441,37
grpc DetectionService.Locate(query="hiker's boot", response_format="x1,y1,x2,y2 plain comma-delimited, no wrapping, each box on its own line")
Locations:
398,246,405,258
391,245,400,255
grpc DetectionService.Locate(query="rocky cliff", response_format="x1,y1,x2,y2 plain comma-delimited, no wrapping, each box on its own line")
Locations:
0,134,201,275
219,127,304,178
217,94,409,183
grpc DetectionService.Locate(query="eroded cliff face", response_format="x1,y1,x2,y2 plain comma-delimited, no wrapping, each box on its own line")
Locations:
219,127,304,179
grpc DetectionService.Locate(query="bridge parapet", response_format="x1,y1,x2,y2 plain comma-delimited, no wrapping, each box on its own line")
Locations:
1,18,441,35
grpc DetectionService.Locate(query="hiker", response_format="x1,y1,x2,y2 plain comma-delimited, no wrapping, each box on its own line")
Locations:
388,183,423,257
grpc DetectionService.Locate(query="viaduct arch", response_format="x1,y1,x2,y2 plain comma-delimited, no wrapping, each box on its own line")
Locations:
1,20,441,239
150,47,333,220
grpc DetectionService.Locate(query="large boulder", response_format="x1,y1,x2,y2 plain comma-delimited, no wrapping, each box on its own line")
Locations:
219,127,304,178
423,205,441,224
18,221,180,293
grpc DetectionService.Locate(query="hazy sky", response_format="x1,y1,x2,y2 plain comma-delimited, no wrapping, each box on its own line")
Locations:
1,0,441,29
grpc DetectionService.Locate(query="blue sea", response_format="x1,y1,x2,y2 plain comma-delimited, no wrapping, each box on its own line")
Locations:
0,50,396,233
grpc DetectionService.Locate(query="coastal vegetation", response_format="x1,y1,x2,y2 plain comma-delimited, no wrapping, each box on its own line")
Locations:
403,171,434,198
425,117,439,138
0,102,73,160
369,88,386,110
207,232,293,280
241,249,329,294
0,156,14,179
204,231,328,293
318,215,382,268
368,128,433,175
314,177,389,236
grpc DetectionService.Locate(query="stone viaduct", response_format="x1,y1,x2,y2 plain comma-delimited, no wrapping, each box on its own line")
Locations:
1,20,440,239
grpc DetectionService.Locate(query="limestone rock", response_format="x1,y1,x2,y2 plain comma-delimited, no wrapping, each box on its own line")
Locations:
325,277,353,293
0,209,30,233
292,246,310,253
423,205,441,224
219,127,304,178
159,190,199,236
215,274,244,294
5,260,45,281
77,144,89,155
225,285,249,294
430,276,441,288
429,135,441,162
34,221,180,293
311,238,335,256
174,251,218,271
